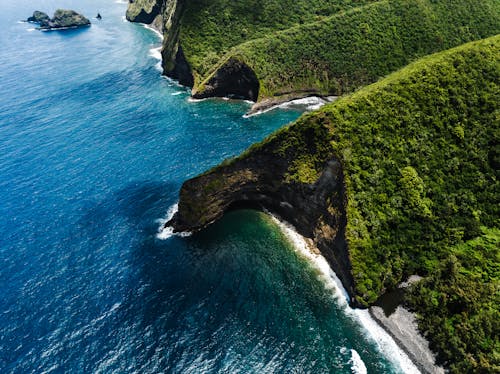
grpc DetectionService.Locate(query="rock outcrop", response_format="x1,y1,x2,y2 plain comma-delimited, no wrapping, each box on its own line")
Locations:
192,58,259,101
27,9,90,30
127,0,500,108
27,11,50,26
126,0,193,87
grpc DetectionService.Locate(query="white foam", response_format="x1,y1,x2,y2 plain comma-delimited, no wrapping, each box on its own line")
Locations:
349,349,368,374
143,23,163,40
171,92,183,96
268,213,421,374
115,0,128,4
187,97,208,103
27,28,36,32
244,96,338,118
149,46,162,61
156,203,192,240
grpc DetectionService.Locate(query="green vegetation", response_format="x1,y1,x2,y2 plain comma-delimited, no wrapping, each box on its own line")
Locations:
205,36,499,371
407,227,499,373
180,0,376,84
321,36,499,306
188,0,500,99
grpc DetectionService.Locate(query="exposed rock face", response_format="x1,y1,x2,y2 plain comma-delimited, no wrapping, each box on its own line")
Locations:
126,0,162,24
126,0,193,86
28,9,90,30
192,58,259,101
168,118,359,306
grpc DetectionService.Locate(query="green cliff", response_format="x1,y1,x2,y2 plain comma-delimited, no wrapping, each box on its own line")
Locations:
169,36,499,372
127,0,500,105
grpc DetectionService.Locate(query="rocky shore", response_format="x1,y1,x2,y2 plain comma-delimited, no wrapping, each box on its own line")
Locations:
370,306,444,374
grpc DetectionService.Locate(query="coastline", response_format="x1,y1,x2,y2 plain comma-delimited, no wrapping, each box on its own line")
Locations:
245,93,338,117
369,306,444,374
138,13,441,373
268,213,443,374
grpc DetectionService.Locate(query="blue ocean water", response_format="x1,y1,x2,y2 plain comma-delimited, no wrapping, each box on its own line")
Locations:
0,1,416,372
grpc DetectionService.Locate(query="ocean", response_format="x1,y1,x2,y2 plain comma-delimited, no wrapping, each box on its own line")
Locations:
0,1,418,372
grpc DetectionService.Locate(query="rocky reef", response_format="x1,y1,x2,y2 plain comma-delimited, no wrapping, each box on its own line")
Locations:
27,9,90,30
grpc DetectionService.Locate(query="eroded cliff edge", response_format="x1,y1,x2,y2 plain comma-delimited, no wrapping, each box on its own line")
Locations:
169,116,357,303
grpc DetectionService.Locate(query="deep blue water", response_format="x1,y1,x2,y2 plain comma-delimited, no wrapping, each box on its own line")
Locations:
0,1,415,373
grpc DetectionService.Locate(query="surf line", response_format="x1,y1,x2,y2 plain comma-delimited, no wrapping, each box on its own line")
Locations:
156,203,192,240
268,213,421,374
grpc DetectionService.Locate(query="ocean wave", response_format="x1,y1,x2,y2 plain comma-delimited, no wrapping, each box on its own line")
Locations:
142,24,163,40
350,349,368,374
244,96,337,118
156,203,192,240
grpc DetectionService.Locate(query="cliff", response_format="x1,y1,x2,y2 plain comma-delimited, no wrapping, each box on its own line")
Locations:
168,35,500,371
169,34,499,302
127,0,500,106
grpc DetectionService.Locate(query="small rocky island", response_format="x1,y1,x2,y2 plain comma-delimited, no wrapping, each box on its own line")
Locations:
27,9,90,30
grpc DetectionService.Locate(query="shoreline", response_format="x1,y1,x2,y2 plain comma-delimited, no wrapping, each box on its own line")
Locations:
245,93,338,117
267,213,443,374
369,306,444,374
139,10,440,373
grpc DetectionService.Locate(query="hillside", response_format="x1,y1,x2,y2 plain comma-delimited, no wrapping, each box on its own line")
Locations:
127,0,500,104
168,36,500,372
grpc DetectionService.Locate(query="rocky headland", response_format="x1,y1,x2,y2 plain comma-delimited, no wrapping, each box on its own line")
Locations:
166,36,499,372
27,9,90,30
126,1,499,372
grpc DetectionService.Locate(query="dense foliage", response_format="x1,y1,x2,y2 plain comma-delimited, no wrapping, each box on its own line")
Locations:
407,228,499,373
192,0,500,99
180,0,376,83
195,35,499,371
321,36,499,305
263,36,499,371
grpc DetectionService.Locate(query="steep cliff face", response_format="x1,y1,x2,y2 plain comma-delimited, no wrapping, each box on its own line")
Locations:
126,0,162,24
127,0,499,104
169,117,357,302
169,36,500,309
192,58,259,101
127,0,193,86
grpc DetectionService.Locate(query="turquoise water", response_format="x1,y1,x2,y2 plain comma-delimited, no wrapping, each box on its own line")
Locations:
0,1,414,372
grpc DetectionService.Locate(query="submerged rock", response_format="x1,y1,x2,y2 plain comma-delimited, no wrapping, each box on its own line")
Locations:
27,9,91,30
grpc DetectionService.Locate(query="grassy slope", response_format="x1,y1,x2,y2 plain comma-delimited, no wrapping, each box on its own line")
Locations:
179,0,377,84
211,35,499,371
321,35,499,304
195,0,500,99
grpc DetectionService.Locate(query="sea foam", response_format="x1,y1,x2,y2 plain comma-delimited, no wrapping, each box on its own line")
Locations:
156,203,192,240
350,349,368,374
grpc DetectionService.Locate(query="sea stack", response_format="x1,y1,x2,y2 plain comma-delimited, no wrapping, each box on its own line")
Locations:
27,9,91,30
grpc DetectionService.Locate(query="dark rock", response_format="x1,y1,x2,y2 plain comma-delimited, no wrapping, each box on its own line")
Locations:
192,58,259,101
27,11,50,27
168,119,359,307
49,9,91,29
28,9,91,30
126,0,162,24
163,45,194,88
